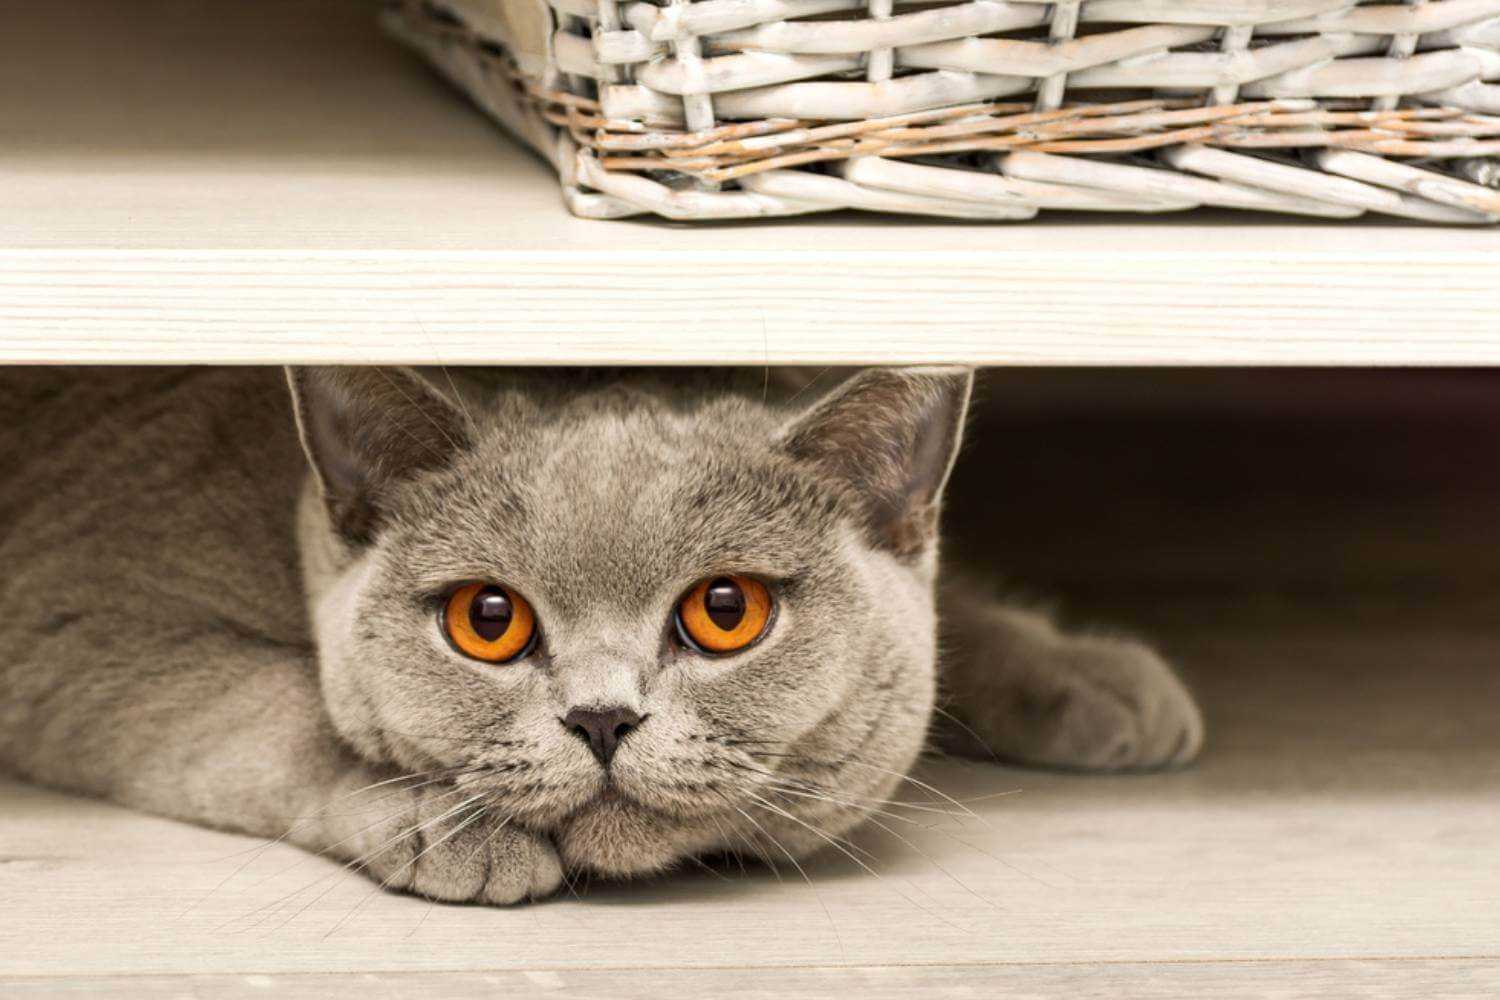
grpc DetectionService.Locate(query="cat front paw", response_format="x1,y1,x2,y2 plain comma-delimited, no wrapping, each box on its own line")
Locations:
1035,636,1203,771
338,785,564,905
952,629,1204,773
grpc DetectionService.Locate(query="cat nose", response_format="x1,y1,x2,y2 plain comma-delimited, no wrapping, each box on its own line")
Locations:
563,706,644,767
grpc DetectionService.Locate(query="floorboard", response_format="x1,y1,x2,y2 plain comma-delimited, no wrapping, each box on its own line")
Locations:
3,627,1497,994
5,960,1498,999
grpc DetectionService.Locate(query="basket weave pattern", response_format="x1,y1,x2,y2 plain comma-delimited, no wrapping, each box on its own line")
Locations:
387,0,1500,222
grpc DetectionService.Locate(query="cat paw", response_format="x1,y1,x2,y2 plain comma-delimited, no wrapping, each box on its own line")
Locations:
955,631,1204,773
1027,636,1202,771
345,786,564,905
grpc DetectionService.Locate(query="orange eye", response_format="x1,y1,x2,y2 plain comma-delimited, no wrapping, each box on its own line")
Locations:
676,575,774,655
442,583,537,663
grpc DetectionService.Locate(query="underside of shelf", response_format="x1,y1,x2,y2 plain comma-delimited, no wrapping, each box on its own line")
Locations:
0,1,1496,364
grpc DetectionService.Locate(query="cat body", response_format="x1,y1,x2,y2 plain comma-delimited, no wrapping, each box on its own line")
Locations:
0,367,1201,903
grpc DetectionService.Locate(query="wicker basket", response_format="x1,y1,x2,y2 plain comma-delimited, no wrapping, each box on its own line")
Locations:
385,0,1500,222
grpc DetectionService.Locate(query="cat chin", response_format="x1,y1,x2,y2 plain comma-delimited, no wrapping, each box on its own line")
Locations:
555,799,695,877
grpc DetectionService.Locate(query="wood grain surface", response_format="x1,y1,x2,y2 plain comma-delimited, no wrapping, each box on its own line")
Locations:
3,626,1497,995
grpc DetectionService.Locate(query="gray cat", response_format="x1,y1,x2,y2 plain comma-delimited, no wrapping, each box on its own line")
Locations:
0,366,1201,904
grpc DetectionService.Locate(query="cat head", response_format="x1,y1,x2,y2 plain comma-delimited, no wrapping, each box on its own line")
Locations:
288,366,971,876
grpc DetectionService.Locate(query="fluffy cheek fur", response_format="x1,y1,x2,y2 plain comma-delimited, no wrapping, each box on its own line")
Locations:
307,550,392,765
306,540,597,815
741,554,937,863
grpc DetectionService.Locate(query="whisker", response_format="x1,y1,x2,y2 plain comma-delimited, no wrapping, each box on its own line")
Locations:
346,715,518,748
720,744,1055,893
750,785,973,917
762,778,1050,890
742,791,885,880
711,806,781,882
184,767,476,919
237,780,479,897
742,792,971,936
717,756,972,822
759,780,938,837
702,813,742,876
721,797,847,963
226,786,479,935
784,366,833,406
687,855,734,882
311,770,489,820
558,866,586,902
420,340,478,435
929,705,1003,763
707,758,947,834
372,366,466,457
939,832,1064,890
323,800,489,940
785,759,1054,887
196,767,468,866
219,809,421,935
858,812,1009,917
782,755,1001,831
408,811,521,937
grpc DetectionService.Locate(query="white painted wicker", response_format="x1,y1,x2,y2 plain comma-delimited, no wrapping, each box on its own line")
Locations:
385,0,1500,222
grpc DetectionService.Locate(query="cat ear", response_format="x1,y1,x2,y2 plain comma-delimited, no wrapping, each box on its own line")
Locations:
780,366,973,557
285,366,470,545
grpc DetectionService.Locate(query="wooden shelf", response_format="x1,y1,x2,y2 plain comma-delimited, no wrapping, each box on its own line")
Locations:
2,0,1497,365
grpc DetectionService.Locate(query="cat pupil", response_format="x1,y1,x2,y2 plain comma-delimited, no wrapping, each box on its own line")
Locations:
470,588,513,642
704,578,746,631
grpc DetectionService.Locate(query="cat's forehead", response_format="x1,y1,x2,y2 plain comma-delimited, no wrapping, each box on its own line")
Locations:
387,395,844,613
483,392,786,505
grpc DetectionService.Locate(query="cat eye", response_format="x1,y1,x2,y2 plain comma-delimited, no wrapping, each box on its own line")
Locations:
442,582,537,663
675,575,774,655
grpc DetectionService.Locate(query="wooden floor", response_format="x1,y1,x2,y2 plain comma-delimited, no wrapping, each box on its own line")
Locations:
3,623,1498,996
